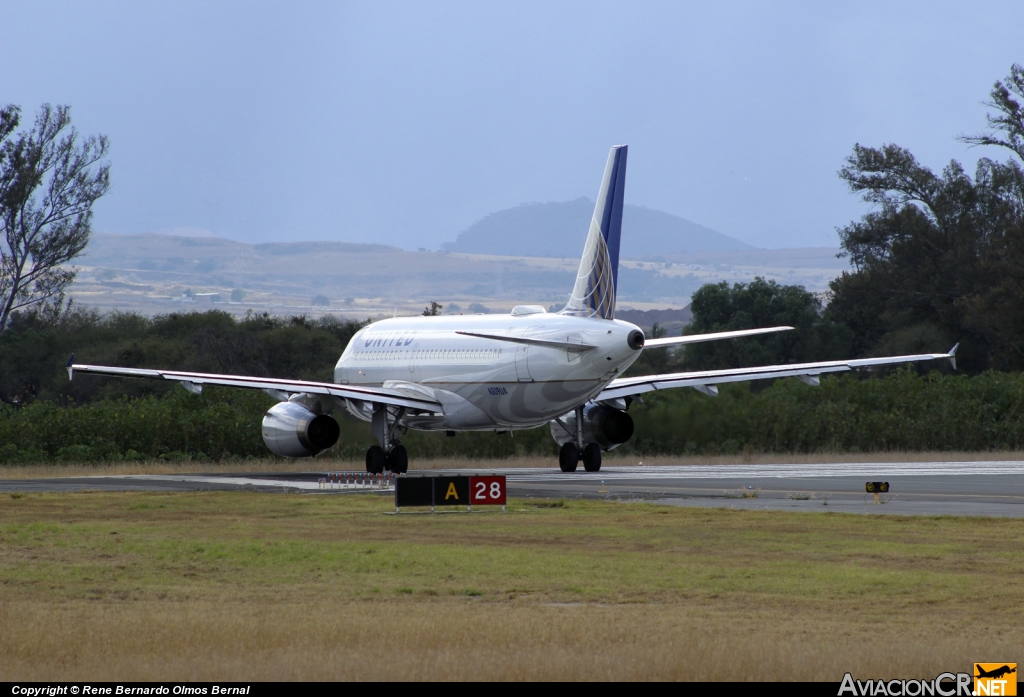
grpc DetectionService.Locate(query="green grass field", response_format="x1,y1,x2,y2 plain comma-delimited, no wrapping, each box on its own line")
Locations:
1,491,1020,680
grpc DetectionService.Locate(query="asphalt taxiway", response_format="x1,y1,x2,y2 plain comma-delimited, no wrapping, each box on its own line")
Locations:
2,460,1023,517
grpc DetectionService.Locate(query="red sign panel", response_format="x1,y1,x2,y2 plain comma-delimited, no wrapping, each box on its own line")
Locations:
469,475,506,505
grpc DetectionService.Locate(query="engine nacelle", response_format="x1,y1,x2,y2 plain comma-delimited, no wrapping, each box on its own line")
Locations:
261,401,340,457
550,403,635,451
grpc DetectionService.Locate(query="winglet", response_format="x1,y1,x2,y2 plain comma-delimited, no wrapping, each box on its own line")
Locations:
66,354,75,381
947,343,959,370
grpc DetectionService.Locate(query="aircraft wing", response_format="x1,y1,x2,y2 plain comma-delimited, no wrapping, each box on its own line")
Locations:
643,325,793,348
68,362,443,412
597,345,959,401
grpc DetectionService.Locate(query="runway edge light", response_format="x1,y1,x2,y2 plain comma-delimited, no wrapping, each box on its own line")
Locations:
866,481,890,504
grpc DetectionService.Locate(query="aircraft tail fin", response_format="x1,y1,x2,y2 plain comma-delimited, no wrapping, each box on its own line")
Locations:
561,145,627,319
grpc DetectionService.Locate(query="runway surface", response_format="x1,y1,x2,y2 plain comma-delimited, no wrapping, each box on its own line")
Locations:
3,460,1024,517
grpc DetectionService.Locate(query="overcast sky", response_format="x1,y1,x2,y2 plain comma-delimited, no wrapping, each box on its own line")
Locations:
2,1,1021,249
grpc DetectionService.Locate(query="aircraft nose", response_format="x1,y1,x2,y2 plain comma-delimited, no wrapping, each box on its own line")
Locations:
627,329,644,350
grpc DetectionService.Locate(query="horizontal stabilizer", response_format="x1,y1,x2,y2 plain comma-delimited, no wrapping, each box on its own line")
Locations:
454,331,597,352
644,325,794,349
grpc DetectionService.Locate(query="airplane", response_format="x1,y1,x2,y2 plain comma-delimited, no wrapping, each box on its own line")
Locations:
68,145,958,474
975,665,1016,680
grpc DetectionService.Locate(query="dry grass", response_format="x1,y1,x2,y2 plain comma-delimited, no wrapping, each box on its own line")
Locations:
1,491,1021,680
2,450,1022,479
3,601,1010,681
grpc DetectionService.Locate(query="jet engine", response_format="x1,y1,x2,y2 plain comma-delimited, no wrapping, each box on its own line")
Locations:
549,403,635,451
261,401,340,457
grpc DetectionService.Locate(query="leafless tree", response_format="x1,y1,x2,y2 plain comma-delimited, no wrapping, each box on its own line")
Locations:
0,104,110,331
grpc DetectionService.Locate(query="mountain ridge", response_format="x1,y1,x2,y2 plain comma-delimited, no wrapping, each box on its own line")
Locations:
444,198,752,258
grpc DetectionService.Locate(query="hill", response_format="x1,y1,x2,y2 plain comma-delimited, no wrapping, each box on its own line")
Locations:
66,233,844,319
443,198,752,257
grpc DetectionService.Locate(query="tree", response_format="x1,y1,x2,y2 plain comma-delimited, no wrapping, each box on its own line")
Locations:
0,309,367,406
960,63,1024,162
683,277,851,371
827,64,1024,371
423,301,443,316
0,104,110,331
952,65,1024,368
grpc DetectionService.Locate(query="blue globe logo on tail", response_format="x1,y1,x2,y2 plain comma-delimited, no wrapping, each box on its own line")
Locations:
562,145,627,320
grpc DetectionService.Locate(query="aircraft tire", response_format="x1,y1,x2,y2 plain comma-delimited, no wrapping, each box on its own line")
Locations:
559,443,579,472
389,445,409,474
366,445,387,474
582,443,602,472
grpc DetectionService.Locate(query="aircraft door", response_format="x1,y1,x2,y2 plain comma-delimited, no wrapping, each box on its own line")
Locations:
515,344,534,382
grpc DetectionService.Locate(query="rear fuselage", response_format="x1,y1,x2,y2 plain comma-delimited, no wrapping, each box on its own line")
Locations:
334,311,643,430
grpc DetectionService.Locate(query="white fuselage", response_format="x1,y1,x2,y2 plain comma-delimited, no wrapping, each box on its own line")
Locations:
334,311,643,431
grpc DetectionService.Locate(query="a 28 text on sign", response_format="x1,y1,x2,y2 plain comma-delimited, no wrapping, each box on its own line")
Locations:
395,475,506,511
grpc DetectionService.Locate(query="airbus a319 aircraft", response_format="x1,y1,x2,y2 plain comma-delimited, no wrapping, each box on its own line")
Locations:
69,146,958,473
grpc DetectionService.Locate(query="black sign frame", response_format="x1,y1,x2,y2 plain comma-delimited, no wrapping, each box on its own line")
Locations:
394,475,506,511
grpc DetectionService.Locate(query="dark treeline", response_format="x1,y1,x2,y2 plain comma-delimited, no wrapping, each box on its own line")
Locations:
5,370,1024,463
2,303,1006,464
0,308,365,405
827,64,1024,373
625,277,858,379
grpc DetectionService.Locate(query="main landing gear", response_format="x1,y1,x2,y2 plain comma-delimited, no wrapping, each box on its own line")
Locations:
366,444,408,475
558,403,603,472
367,405,408,474
559,442,602,472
